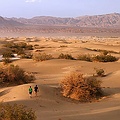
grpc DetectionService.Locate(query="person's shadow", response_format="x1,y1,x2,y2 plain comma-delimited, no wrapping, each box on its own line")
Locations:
0,89,11,97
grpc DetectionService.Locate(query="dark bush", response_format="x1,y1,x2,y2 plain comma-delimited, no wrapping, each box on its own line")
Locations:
93,55,117,62
2,51,14,58
58,53,75,60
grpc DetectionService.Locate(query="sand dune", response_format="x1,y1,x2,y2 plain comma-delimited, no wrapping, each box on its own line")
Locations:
0,36,120,120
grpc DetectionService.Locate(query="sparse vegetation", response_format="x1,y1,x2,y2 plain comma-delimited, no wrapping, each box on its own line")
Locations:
2,57,12,65
0,103,36,120
85,48,120,54
0,64,35,85
60,72,103,102
77,54,92,62
2,51,14,58
77,53,117,62
101,50,109,56
94,68,105,77
60,45,68,47
4,42,33,50
3,42,33,57
92,54,117,62
58,53,75,60
20,53,33,59
32,53,53,61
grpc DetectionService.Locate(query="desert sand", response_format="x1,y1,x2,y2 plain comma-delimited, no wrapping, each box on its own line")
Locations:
0,35,120,120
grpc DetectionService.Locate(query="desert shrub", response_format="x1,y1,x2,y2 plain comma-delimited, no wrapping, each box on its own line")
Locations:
85,48,116,54
60,72,103,102
0,64,35,85
60,45,67,47
58,53,75,60
20,53,33,59
3,42,16,48
94,68,105,77
4,42,33,49
0,103,36,120
25,45,33,50
2,51,14,58
32,53,53,61
3,42,33,55
77,54,92,62
2,58,12,65
101,50,109,56
11,48,25,55
17,42,27,48
17,42,33,50
93,54,117,62
77,53,117,62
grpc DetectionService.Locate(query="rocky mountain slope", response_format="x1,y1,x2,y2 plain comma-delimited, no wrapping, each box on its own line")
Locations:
0,16,24,28
0,13,120,37
6,13,120,28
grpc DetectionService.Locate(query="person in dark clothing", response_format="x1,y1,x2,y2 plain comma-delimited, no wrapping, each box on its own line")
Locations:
34,85,39,97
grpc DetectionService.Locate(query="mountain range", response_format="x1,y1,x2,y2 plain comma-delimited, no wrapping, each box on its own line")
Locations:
0,13,120,36
1,13,119,28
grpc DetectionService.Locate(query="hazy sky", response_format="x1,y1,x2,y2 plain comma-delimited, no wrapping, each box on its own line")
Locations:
0,0,120,18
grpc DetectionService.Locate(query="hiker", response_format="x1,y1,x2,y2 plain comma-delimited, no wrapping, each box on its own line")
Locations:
29,86,33,98
34,85,39,97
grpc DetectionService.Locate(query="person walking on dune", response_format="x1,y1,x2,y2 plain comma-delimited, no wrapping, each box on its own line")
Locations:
29,86,33,98
34,85,39,97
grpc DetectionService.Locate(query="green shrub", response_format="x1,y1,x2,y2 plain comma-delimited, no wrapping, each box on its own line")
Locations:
58,53,75,60
32,53,53,61
0,103,36,120
0,64,35,85
60,72,103,102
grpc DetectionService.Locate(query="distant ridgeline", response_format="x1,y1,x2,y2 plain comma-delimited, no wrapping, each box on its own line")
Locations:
0,13,120,35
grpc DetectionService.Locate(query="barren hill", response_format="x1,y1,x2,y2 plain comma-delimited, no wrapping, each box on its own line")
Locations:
6,13,120,28
76,13,120,28
1,13,120,37
0,16,24,28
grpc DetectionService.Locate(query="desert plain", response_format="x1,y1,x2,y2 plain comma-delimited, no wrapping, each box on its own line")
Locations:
0,34,120,120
